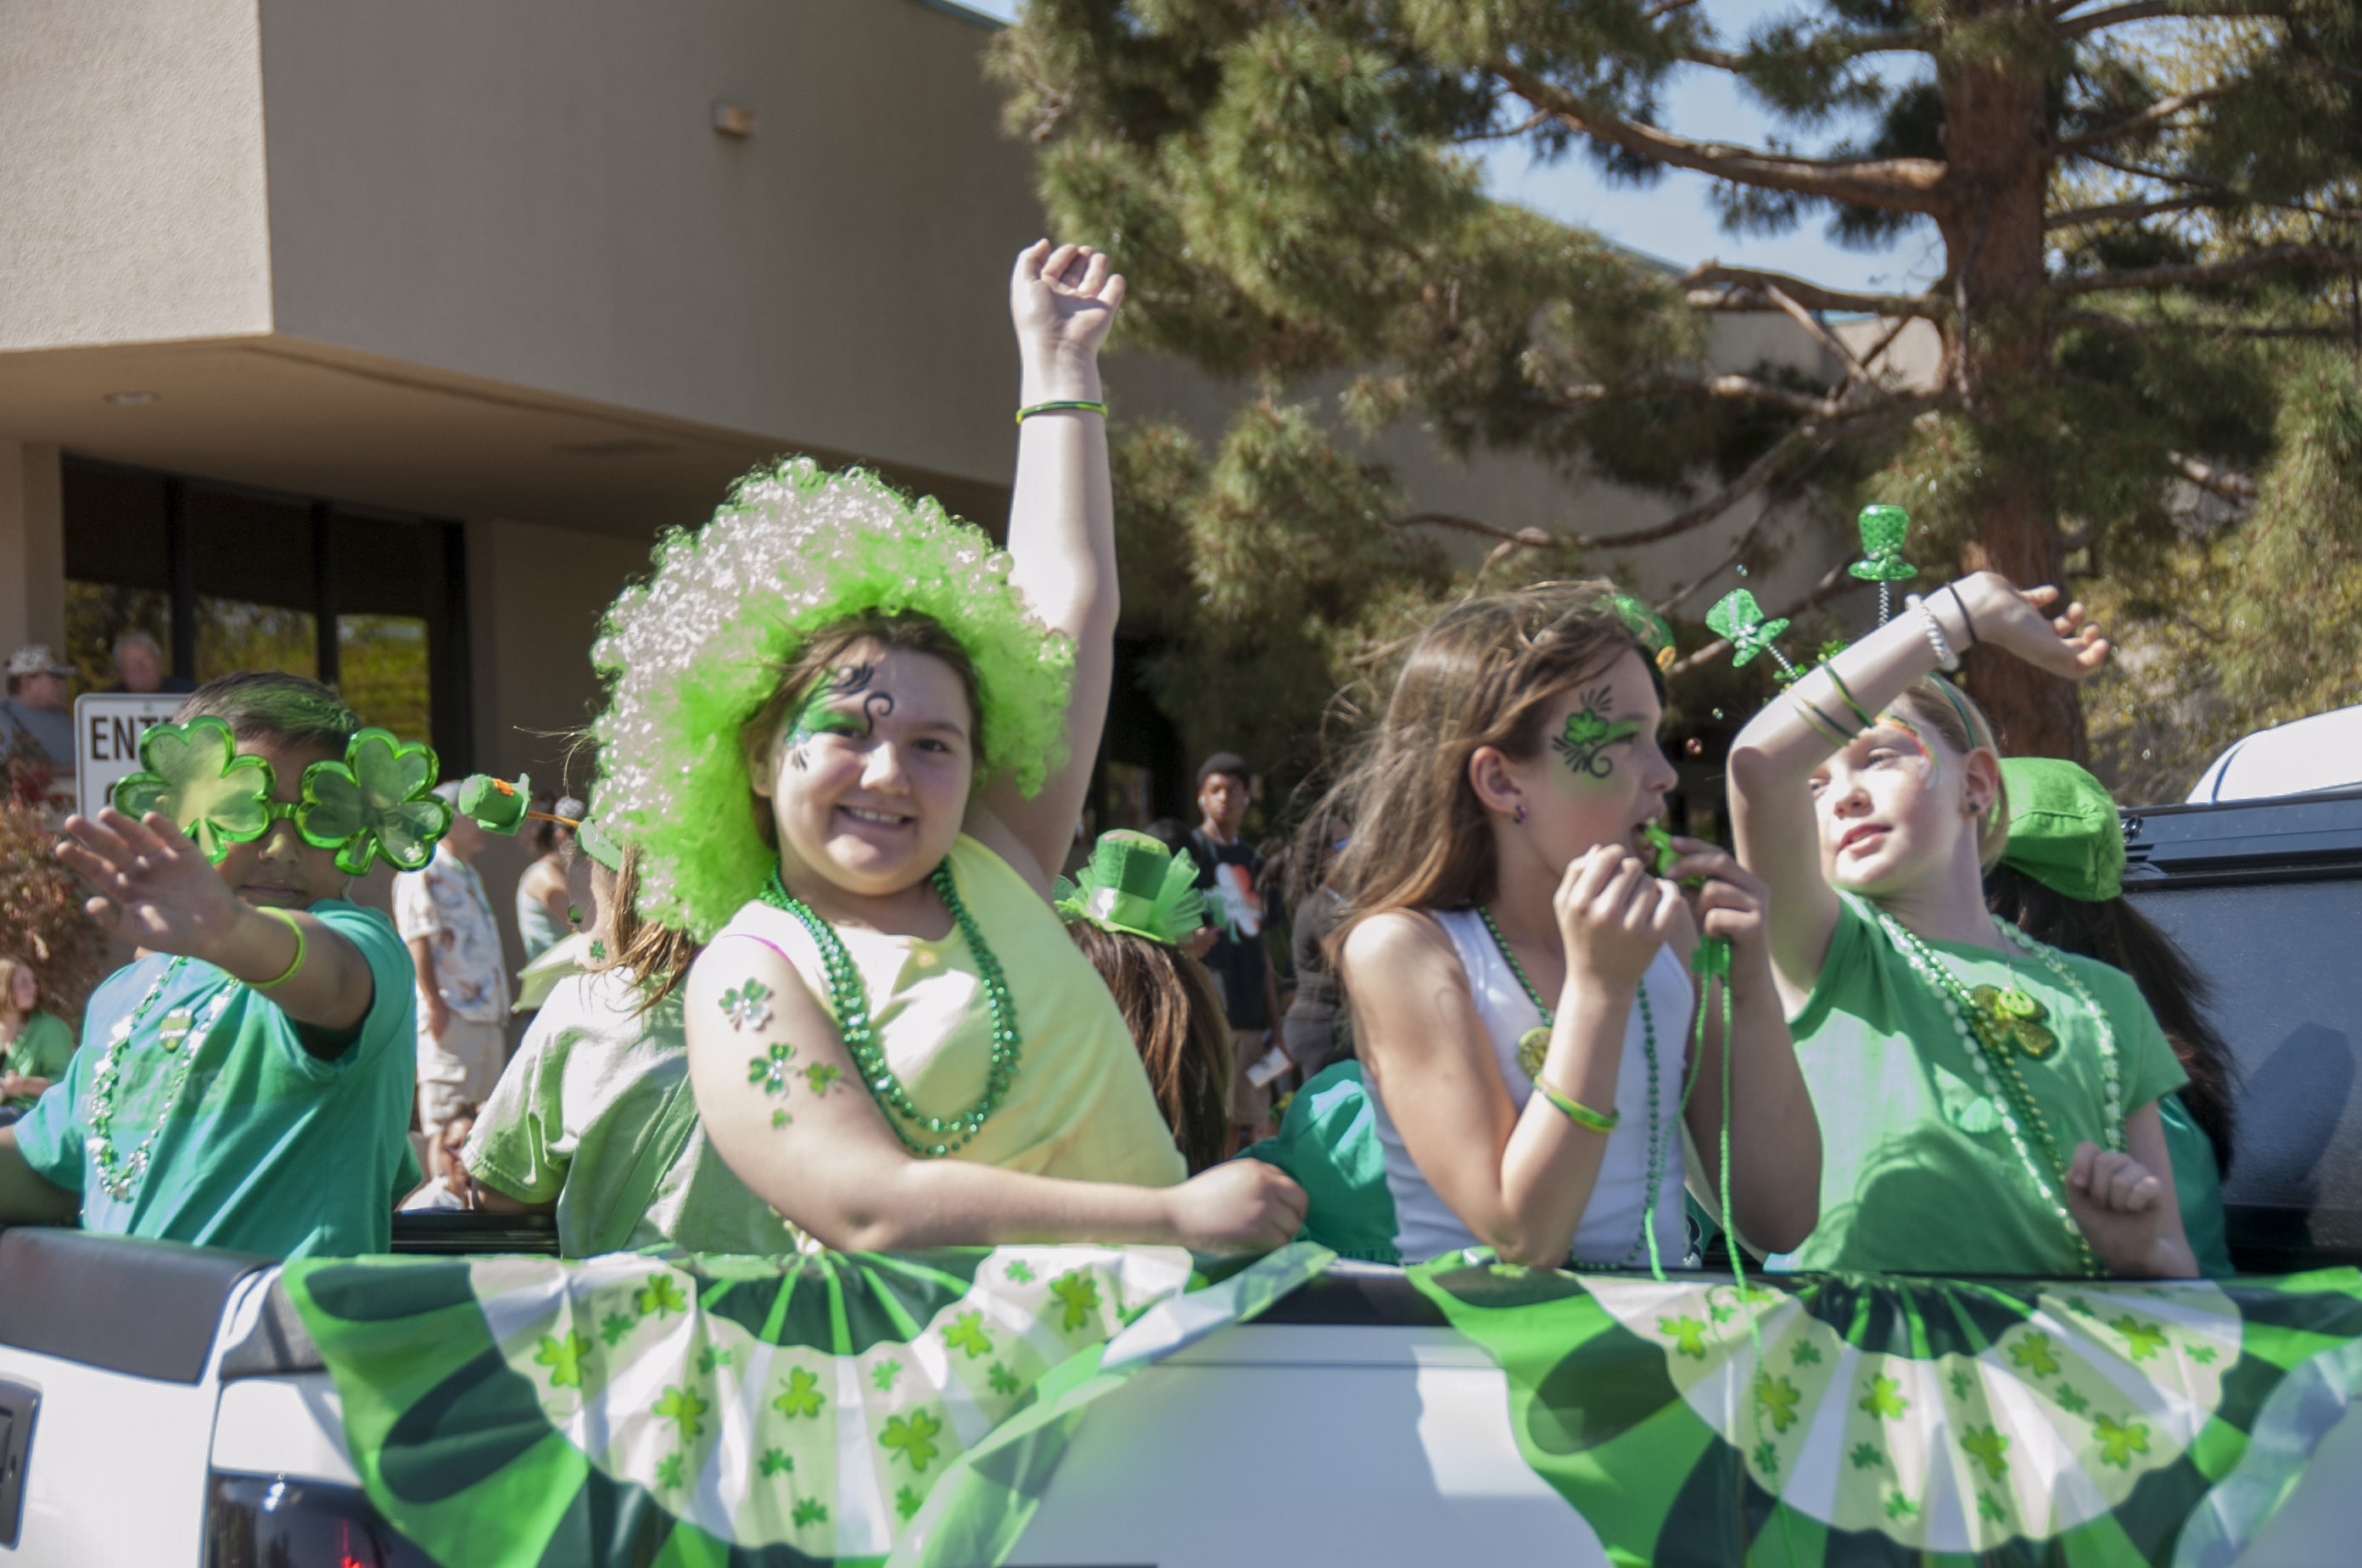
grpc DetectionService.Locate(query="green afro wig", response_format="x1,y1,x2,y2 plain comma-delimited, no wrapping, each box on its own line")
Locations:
590,458,1074,939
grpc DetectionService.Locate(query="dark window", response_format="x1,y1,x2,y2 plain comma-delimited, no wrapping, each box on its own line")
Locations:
60,456,471,771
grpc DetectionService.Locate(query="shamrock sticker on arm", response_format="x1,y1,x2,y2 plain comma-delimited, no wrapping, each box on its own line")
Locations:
110,717,277,864
296,729,452,875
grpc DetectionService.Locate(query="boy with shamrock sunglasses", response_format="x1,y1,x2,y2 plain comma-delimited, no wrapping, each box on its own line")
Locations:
0,673,432,1258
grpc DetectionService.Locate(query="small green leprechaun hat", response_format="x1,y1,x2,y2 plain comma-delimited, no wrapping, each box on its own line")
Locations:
1055,829,1208,946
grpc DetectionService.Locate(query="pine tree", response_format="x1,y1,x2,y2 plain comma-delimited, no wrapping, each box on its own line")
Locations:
993,0,2362,764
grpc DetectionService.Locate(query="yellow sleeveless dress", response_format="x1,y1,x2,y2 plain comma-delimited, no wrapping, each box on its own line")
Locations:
715,834,1188,1186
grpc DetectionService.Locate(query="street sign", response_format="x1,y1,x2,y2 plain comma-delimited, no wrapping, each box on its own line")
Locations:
75,693,182,822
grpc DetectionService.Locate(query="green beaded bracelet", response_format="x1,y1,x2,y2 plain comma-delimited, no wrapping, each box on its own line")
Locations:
1015,399,1108,424
1535,1078,1620,1134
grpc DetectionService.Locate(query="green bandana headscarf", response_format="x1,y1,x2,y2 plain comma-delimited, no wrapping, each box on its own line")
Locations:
1997,757,2124,902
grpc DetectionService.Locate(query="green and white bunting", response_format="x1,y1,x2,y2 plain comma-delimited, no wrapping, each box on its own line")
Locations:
1409,1260,2362,1566
283,1242,1329,1567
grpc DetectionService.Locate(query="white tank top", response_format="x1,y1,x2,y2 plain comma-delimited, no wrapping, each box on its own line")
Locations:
1367,909,1693,1266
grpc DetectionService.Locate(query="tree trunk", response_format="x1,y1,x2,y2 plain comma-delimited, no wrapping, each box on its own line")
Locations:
1937,17,2087,761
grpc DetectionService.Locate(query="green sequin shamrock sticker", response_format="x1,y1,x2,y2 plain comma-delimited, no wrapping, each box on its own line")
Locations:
110,717,276,863
296,728,452,875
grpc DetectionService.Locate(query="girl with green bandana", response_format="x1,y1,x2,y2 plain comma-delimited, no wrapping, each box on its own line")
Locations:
1985,757,2236,1276
1727,572,2197,1277
0,673,430,1257
601,243,1303,1255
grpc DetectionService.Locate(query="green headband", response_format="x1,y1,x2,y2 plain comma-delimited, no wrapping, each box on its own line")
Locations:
1997,757,2124,902
1055,830,1208,946
112,716,451,875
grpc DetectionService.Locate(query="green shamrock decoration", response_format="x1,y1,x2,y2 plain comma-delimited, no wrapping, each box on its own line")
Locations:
655,1452,686,1491
635,1272,687,1319
2054,1384,2091,1415
1848,1442,1887,1471
654,1385,709,1443
1659,1314,1710,1359
1706,590,1798,678
1049,1271,1101,1332
1792,1341,1824,1368
773,1367,825,1419
1751,1437,1779,1476
1850,503,1917,624
895,1485,925,1521
2110,1315,2168,1362
2008,1332,2060,1378
600,1311,635,1347
1978,1491,2007,1525
1884,1492,1919,1521
535,1331,592,1390
943,1310,993,1360
872,1358,904,1392
2094,1413,2152,1467
1962,1425,2011,1481
881,1409,943,1473
111,718,276,863
297,728,451,875
759,1448,793,1478
1005,1260,1035,1284
1859,1373,1909,1420
987,1362,1021,1397
792,1498,829,1528
1755,1373,1802,1433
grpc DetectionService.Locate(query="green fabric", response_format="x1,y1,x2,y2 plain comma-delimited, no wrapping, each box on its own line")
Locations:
1409,1258,2362,1566
283,1241,1331,1566
10,901,418,1258
1778,894,2187,1276
2161,1095,2235,1280
1242,1061,1400,1263
3,1009,74,1111
2000,758,2127,902
463,970,798,1258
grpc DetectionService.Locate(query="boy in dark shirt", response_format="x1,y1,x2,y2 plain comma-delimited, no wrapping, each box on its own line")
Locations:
1186,753,1286,1148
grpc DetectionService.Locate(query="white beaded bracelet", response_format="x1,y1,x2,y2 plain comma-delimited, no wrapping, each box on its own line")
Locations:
1905,592,1961,672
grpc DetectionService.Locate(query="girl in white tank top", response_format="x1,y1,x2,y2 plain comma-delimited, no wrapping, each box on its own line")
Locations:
1309,582,1824,1271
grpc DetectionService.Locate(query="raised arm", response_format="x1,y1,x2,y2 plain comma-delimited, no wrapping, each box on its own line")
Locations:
971,241,1125,891
684,938,1301,1252
1726,574,2107,994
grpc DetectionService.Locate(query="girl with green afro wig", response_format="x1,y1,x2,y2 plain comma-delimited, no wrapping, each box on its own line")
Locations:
607,241,1305,1259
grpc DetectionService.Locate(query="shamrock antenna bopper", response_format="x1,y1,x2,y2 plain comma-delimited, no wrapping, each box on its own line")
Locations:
1706,589,1798,682
1850,503,1917,626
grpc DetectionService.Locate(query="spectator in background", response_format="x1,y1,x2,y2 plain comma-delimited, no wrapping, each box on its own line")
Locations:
514,794,581,966
395,787,512,1157
0,955,74,1128
0,646,76,770
1187,753,1287,1149
104,629,194,696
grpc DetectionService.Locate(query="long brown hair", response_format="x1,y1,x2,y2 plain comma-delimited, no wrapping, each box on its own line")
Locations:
1311,579,1647,927
1064,920,1232,1173
590,846,702,1012
1985,865,2238,1174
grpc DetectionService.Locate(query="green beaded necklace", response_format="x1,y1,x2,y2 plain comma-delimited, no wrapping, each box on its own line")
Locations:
1475,905,1666,1269
87,957,235,1201
758,861,1021,1158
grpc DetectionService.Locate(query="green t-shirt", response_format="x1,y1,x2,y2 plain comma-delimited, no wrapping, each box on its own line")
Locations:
464,968,798,1258
1772,894,2187,1276
3,1010,76,1111
14,901,419,1259
2161,1093,2234,1278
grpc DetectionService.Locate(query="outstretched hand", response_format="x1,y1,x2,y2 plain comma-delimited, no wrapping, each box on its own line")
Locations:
1956,574,2110,680
56,808,246,959
1010,240,1125,366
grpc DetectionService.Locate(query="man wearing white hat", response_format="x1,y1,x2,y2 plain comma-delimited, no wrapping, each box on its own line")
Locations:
0,646,76,774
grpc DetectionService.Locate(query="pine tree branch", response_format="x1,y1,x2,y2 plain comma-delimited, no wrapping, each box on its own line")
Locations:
1552,372,1846,419
2075,152,2362,223
2059,0,2288,41
1492,60,1947,213
1684,263,1946,320
2047,194,2215,229
1760,283,1875,383
2056,87,2238,155
2171,453,2258,506
2054,244,2361,294
2058,309,2353,339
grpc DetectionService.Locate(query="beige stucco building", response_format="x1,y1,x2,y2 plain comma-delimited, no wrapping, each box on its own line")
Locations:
0,0,1839,964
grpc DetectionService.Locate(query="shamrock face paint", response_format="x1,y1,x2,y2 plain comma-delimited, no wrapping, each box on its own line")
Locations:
1552,686,1644,781
786,664,895,770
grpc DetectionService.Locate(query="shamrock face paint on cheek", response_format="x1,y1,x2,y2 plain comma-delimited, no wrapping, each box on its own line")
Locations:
785,664,897,770
1552,686,1644,781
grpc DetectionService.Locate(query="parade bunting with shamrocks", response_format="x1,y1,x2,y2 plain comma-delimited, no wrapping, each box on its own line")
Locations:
1408,1259,2362,1566
283,1243,1328,1567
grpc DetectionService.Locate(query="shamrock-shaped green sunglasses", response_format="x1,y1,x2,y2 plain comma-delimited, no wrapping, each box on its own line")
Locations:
112,717,453,874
